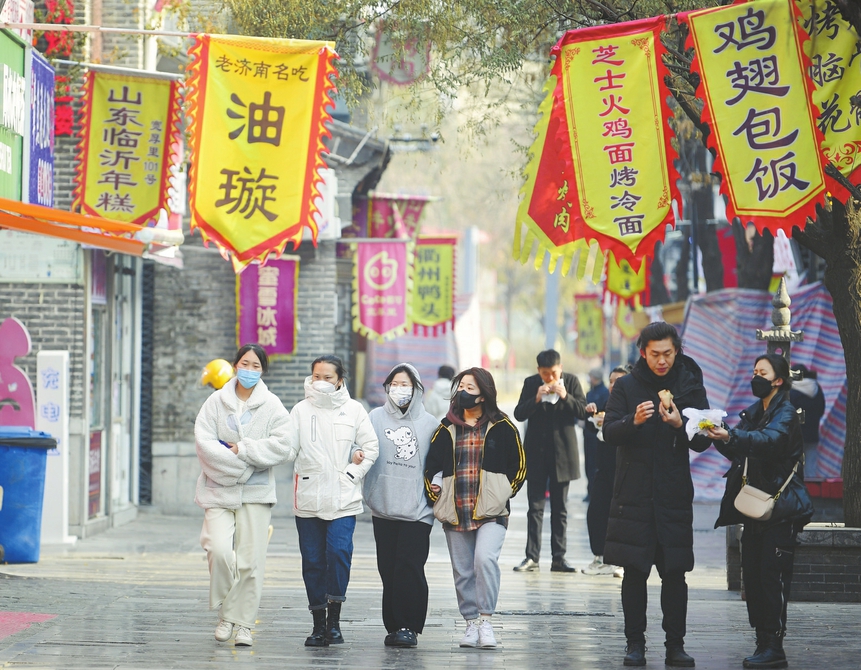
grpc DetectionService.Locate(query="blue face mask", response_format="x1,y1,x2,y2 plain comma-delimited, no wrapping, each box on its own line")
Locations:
236,368,261,389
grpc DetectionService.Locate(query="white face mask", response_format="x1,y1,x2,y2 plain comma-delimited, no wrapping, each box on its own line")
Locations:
388,386,413,407
312,380,337,394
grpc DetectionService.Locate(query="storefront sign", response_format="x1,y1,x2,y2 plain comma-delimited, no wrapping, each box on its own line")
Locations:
186,34,337,271
74,71,181,224
236,259,298,358
353,240,413,341
25,49,54,207
0,30,26,201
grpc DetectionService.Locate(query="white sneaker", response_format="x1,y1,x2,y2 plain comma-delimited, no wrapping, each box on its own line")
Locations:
614,566,625,578
459,620,479,647
478,619,497,648
582,556,618,575
214,619,234,642
234,626,252,646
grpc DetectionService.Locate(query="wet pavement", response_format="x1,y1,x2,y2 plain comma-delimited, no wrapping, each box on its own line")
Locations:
1,477,859,669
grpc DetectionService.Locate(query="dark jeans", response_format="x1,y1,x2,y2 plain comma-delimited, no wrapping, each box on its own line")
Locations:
295,515,357,610
741,521,797,633
583,430,599,496
586,443,616,557
525,459,569,562
621,543,687,647
372,516,432,634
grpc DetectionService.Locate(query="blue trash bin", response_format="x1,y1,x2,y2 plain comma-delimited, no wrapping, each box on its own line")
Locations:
0,427,57,563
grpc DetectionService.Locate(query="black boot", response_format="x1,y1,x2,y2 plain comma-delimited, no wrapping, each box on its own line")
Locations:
325,601,344,644
624,642,647,666
304,609,328,647
742,631,787,669
744,628,768,663
665,643,695,667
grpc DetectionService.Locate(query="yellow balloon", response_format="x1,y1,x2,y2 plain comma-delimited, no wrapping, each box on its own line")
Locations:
201,359,234,389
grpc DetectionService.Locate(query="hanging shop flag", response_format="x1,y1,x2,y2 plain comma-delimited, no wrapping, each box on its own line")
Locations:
73,71,181,224
353,240,413,342
615,301,641,340
26,50,55,208
684,0,826,235
186,35,337,271
236,258,298,358
346,194,430,239
411,236,456,335
798,0,861,181
515,16,680,274
574,295,605,359
606,251,648,303
370,22,430,86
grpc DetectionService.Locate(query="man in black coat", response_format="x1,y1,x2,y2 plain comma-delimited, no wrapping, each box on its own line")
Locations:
602,323,711,668
513,349,587,573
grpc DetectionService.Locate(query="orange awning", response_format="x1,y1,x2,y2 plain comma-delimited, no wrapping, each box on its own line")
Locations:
0,197,151,256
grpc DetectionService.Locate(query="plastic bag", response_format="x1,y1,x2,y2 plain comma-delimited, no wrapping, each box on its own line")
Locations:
682,408,727,441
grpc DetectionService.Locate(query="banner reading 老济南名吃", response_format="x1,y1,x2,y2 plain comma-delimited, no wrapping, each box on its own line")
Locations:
73,71,181,224
186,34,337,272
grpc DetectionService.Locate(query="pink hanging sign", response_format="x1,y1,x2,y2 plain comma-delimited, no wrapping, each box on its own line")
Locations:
0,317,36,428
352,241,413,342
236,259,298,358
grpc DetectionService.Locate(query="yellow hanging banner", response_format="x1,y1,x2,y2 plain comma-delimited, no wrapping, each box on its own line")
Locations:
606,251,647,302
575,295,605,358
74,72,181,224
185,35,337,271
411,236,456,334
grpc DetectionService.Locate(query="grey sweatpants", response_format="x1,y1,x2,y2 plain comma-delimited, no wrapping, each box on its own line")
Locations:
444,522,507,620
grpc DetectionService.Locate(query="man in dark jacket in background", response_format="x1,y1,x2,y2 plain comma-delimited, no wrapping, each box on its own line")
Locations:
602,323,711,668
513,349,587,573
583,368,609,502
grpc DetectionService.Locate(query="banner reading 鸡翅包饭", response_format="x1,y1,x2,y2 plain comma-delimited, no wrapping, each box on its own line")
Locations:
73,71,181,224
411,236,456,335
353,240,414,342
684,0,826,235
186,35,337,271
236,258,298,358
515,16,681,275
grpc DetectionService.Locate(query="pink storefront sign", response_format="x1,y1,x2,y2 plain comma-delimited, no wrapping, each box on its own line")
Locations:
352,241,413,342
236,259,298,358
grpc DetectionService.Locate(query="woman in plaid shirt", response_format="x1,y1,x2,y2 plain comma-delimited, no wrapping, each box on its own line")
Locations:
424,367,526,649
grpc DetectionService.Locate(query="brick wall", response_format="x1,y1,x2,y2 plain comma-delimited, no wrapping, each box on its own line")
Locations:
726,523,861,602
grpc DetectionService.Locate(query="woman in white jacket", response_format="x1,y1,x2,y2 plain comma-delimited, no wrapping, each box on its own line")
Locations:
291,354,379,647
195,344,297,648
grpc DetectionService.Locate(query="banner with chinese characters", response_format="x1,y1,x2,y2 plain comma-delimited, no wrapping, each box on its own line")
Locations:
236,259,298,358
186,35,337,271
73,71,181,224
799,0,861,181
26,50,55,208
606,251,648,303
411,236,456,335
515,16,680,274
353,241,414,342
615,301,641,340
347,194,430,239
574,295,605,358
684,0,826,235
370,22,430,86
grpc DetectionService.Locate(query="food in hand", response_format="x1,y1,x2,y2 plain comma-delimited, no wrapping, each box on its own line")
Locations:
697,418,715,431
658,389,674,409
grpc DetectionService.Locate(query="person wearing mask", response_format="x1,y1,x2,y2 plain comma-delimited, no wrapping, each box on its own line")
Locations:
583,367,609,502
788,364,825,475
424,368,526,649
291,355,380,647
365,363,439,648
513,349,587,573
194,344,297,648
582,366,628,576
424,364,455,420
602,323,711,668
708,354,814,670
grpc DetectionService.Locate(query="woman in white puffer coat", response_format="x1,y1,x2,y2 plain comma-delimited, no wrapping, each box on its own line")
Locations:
195,343,297,648
290,354,379,648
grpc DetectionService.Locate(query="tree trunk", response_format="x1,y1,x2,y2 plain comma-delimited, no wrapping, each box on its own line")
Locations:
734,221,774,289
795,199,861,527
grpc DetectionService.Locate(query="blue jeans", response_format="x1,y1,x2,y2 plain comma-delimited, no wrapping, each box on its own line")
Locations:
295,515,357,610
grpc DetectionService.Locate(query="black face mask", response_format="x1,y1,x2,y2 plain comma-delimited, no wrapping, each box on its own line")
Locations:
456,390,482,409
750,374,775,399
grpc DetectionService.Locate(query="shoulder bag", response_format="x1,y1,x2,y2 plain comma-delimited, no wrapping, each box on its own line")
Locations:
733,459,798,521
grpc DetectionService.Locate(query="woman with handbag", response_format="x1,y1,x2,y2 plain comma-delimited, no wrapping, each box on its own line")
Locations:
424,367,526,649
708,353,814,670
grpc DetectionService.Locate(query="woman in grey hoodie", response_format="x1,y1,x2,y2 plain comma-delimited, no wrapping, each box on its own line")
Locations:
365,363,440,648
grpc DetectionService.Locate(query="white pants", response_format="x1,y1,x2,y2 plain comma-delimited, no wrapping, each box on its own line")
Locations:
444,522,507,620
200,503,272,628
